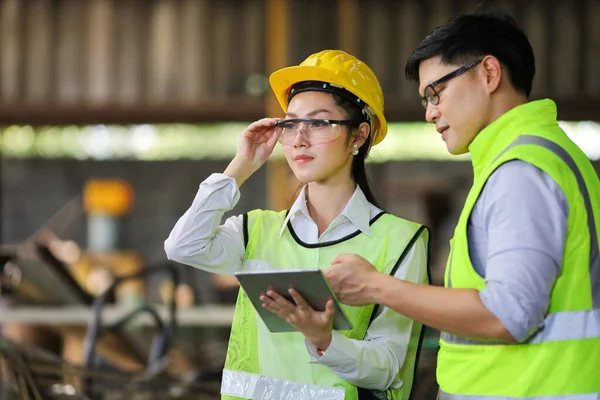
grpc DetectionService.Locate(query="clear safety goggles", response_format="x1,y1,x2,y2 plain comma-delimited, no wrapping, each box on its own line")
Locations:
274,118,363,146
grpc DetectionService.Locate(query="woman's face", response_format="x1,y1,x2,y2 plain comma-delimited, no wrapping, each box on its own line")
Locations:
281,91,358,185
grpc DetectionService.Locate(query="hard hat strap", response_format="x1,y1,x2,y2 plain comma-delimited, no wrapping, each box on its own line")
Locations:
287,81,370,122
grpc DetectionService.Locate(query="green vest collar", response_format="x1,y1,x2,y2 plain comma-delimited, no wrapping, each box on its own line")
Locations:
468,99,558,180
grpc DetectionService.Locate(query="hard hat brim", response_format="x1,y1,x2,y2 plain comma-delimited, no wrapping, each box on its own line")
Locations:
269,65,388,146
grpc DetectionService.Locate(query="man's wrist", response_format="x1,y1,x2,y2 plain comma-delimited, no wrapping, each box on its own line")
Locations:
367,272,392,305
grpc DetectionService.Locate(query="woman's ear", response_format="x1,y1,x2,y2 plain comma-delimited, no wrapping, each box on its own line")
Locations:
352,122,370,149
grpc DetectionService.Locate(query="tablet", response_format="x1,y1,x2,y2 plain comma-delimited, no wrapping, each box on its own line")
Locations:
234,269,353,333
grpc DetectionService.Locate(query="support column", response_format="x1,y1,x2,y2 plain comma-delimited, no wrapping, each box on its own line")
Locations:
265,0,296,211
337,0,358,55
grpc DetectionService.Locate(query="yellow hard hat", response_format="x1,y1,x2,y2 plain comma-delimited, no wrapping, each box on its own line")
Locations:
269,49,388,146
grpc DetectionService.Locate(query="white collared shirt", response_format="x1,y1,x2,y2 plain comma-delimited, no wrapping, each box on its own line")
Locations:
165,173,428,391
278,184,375,241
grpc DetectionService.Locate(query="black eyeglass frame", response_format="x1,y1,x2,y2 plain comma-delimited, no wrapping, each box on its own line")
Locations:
421,59,483,109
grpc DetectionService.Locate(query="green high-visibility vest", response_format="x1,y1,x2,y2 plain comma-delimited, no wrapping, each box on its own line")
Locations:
438,100,600,399
221,209,429,400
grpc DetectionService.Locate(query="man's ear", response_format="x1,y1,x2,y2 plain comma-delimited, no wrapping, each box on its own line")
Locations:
481,55,502,94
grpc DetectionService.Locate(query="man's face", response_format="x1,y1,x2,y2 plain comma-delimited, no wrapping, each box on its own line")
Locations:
418,56,489,155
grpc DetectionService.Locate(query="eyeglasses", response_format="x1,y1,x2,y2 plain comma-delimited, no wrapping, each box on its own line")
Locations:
421,59,483,109
274,118,363,146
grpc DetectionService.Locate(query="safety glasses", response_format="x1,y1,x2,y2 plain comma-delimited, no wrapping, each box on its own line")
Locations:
274,118,363,146
421,59,483,109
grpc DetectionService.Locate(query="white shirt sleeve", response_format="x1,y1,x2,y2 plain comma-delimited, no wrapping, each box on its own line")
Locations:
164,173,246,277
306,230,429,391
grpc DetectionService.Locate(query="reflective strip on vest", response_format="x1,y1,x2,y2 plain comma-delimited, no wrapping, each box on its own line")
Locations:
447,240,455,289
507,135,600,307
221,369,346,400
439,390,600,400
441,308,600,344
444,135,600,345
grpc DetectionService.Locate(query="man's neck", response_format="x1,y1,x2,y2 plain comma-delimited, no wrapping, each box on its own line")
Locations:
483,91,528,132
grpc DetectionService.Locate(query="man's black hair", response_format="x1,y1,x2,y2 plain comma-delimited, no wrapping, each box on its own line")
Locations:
405,11,535,97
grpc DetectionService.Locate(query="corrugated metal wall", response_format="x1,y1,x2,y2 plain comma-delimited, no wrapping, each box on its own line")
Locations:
1,0,599,123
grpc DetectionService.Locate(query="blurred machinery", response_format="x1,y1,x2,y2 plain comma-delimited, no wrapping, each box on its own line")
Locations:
0,179,227,399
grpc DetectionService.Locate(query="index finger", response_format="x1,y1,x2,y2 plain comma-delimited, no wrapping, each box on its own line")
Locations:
331,253,350,265
288,288,310,309
247,118,281,132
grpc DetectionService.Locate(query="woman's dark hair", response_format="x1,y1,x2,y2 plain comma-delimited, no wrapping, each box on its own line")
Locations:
331,93,381,208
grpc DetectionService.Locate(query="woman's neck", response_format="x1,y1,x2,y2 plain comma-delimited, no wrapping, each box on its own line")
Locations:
305,177,357,236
